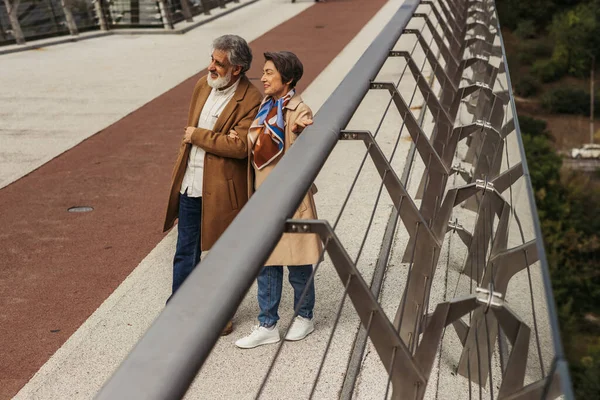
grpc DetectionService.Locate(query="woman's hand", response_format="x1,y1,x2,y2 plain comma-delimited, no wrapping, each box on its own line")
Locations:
291,117,313,134
227,130,240,139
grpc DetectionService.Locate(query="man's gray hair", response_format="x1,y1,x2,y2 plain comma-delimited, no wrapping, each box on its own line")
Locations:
212,35,253,74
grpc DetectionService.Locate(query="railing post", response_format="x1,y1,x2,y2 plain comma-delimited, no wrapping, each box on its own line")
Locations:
3,0,25,44
157,0,174,29
181,0,194,22
0,18,7,41
61,0,79,36
199,0,211,15
93,0,108,31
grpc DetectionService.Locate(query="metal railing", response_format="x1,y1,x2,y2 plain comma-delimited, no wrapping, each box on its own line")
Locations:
97,0,574,398
104,0,239,29
0,0,240,46
0,0,98,45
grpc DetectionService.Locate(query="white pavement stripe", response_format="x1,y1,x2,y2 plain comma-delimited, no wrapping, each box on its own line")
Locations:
14,1,409,399
0,0,312,190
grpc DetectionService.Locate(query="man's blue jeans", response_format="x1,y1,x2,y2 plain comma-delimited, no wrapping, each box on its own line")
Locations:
257,265,315,327
172,191,202,296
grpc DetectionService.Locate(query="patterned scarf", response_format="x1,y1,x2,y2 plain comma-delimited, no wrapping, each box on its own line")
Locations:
249,89,295,170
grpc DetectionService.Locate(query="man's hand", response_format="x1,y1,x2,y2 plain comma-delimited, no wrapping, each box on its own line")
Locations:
291,117,313,134
183,127,195,144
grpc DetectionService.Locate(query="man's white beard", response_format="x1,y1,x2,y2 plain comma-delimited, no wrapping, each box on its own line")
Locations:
207,68,232,89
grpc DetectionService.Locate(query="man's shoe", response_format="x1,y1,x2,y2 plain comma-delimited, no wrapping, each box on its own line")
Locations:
235,325,280,349
285,316,314,341
221,320,233,336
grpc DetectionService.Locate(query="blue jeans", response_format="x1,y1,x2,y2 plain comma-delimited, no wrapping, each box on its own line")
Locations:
257,265,315,327
171,191,202,296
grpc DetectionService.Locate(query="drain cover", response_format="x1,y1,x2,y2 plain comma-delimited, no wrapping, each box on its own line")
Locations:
68,206,94,213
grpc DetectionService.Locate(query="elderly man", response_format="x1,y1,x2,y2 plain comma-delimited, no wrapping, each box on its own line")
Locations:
163,35,262,335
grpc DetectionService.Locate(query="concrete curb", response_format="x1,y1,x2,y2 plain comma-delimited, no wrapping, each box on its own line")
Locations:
0,0,260,56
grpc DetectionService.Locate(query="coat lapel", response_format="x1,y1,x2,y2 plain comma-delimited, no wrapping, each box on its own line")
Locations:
213,76,249,133
189,81,212,127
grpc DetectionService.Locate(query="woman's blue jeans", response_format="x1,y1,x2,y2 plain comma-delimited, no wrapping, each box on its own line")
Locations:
257,265,315,327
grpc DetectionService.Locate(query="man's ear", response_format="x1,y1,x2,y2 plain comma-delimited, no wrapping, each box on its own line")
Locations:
232,65,243,77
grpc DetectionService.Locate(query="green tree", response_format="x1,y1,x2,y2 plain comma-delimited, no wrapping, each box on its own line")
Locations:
549,2,600,77
497,0,586,31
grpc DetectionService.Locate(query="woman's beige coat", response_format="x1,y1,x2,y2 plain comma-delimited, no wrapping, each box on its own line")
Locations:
248,93,322,266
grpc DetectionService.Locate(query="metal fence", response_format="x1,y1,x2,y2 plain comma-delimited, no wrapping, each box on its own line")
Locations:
0,0,97,45
0,0,239,46
97,0,574,398
103,0,239,29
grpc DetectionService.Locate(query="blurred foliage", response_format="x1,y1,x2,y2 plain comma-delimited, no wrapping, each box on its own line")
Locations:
514,19,537,39
550,2,600,77
497,0,584,30
541,87,591,114
530,58,567,83
572,344,600,398
514,74,541,97
499,0,599,81
516,40,554,66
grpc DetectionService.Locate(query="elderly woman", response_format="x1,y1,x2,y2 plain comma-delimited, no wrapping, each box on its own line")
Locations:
235,51,321,349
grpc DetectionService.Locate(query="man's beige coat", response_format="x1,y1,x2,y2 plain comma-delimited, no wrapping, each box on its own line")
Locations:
248,93,322,266
163,75,262,250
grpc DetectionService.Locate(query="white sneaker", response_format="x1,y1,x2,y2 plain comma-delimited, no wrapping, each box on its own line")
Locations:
285,316,315,341
235,325,280,349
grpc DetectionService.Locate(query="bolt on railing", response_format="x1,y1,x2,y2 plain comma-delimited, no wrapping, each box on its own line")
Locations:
97,1,574,399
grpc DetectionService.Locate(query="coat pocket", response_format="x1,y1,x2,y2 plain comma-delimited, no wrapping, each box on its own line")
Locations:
228,179,239,210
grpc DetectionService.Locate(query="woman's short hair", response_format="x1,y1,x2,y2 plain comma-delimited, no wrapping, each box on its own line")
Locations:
264,51,304,88
212,35,253,74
